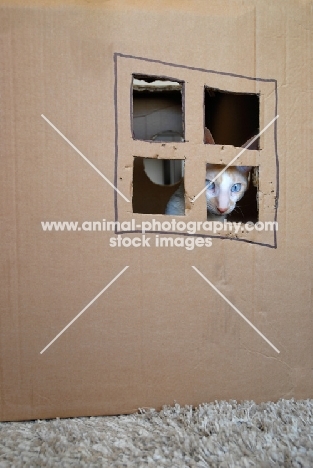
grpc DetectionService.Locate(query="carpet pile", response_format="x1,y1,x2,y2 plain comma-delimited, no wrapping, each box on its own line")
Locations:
0,399,312,467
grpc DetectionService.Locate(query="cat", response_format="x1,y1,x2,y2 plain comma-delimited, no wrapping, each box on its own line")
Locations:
205,164,252,220
165,182,185,216
165,127,256,219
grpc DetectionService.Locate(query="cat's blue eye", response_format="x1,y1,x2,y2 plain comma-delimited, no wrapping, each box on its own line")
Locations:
231,183,241,192
206,180,215,190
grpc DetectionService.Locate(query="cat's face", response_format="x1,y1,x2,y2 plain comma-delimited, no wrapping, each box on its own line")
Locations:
206,164,251,217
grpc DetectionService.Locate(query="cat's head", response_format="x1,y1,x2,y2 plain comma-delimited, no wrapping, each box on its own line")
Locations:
206,164,252,216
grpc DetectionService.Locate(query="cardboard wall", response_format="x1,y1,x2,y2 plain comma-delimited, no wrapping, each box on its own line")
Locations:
0,0,312,421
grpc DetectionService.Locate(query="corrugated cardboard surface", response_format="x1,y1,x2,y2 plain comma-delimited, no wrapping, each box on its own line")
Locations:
0,0,312,421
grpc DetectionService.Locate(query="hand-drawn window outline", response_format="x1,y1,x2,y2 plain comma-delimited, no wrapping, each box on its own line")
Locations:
113,53,279,248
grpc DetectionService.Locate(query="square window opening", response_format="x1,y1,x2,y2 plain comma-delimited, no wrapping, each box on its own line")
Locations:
205,164,259,223
132,75,184,142
132,157,185,215
204,88,260,149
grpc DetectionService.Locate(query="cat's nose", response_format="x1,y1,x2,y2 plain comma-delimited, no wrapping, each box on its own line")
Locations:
217,207,228,213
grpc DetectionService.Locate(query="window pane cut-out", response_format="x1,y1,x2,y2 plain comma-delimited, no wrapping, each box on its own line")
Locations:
205,164,259,223
132,76,184,141
133,157,185,215
204,88,260,149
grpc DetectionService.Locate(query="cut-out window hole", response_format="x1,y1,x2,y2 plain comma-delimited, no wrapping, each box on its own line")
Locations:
132,157,185,215
205,164,259,223
204,87,260,149
132,75,184,142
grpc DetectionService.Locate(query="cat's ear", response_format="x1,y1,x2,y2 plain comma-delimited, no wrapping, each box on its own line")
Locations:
237,166,252,174
242,135,259,150
204,127,215,144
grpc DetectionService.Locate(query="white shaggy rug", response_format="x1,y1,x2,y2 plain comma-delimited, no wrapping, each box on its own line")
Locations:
0,399,312,467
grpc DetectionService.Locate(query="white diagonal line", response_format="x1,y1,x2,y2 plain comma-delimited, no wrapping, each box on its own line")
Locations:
193,115,279,202
41,114,130,203
192,266,280,354
40,266,129,354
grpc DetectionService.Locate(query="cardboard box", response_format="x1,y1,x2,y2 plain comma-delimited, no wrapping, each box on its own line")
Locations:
1,0,312,421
